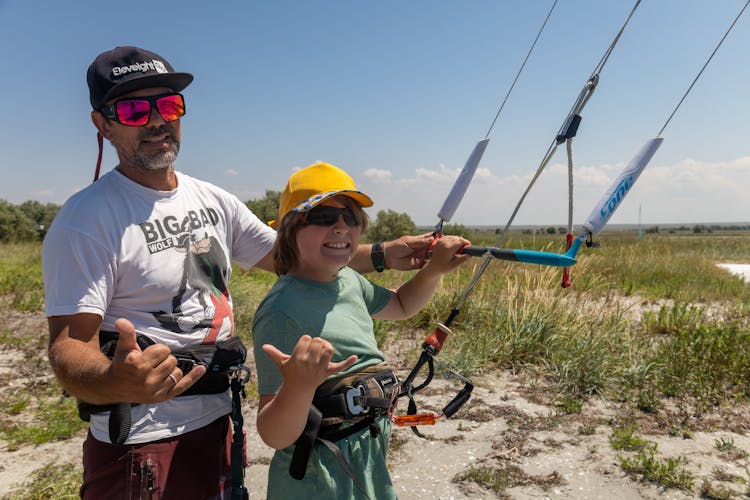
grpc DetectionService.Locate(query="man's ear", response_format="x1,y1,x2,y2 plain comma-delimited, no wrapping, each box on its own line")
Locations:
91,110,111,140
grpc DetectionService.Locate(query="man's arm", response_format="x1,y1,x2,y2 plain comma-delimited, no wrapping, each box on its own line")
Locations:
253,247,277,273
350,233,435,273
373,235,470,320
47,314,205,404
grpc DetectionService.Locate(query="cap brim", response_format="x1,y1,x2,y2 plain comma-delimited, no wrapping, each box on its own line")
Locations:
291,190,373,213
96,72,194,108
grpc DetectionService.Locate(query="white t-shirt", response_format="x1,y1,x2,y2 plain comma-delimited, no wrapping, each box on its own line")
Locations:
43,168,276,444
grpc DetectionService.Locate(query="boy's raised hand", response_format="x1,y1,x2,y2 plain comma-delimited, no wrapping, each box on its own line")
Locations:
263,335,358,390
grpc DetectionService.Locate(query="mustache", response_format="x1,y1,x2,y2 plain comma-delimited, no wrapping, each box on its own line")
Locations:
138,124,178,142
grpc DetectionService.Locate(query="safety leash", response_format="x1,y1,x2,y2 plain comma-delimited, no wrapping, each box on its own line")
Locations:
229,366,251,500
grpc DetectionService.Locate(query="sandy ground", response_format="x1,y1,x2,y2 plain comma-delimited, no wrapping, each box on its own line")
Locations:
2,365,750,499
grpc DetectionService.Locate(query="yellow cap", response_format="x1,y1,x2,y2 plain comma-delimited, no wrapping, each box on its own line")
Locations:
269,162,373,228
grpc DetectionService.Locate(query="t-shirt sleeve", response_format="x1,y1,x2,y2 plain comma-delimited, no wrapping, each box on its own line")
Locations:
252,309,304,395
42,226,115,317
355,271,392,315
229,197,276,270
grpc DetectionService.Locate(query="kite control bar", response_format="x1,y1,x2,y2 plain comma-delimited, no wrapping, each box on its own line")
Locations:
395,137,663,429
458,242,579,267
449,137,664,269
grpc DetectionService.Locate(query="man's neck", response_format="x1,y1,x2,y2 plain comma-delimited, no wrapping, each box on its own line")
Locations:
116,163,178,191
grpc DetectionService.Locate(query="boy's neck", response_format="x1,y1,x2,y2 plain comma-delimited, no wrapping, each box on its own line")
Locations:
288,266,341,282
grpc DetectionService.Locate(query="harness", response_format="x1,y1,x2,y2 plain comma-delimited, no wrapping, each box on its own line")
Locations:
290,363,399,498
76,330,251,500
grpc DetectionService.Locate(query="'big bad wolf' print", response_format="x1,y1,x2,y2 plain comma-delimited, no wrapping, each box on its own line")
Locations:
140,208,234,344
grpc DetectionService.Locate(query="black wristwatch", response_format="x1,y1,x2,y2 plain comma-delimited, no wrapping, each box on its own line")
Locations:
371,241,385,272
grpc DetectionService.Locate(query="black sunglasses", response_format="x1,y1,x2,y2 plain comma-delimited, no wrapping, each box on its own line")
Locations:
100,93,185,126
302,205,361,227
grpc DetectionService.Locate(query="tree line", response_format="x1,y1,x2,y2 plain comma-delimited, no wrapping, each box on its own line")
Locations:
0,191,429,244
0,200,59,243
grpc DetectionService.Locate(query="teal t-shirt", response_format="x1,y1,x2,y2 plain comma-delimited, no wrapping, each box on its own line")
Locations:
253,266,391,395
252,266,397,500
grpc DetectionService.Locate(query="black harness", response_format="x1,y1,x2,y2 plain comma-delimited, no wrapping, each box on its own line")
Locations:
290,363,399,498
77,331,250,500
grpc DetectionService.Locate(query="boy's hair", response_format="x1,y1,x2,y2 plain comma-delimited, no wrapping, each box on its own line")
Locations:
273,197,369,276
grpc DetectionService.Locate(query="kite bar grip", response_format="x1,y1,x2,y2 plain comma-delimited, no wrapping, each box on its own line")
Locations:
458,245,577,267
442,383,474,418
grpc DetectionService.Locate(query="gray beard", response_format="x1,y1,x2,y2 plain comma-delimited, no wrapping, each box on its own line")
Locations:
132,143,179,172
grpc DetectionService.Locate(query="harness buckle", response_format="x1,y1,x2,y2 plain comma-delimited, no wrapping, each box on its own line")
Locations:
229,364,251,385
175,356,202,375
345,386,365,416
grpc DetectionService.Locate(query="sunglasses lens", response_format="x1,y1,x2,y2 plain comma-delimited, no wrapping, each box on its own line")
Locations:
115,99,151,126
156,94,185,122
341,209,358,226
306,206,360,227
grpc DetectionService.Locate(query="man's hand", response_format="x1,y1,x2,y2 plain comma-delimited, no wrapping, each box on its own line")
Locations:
384,233,435,270
109,318,206,403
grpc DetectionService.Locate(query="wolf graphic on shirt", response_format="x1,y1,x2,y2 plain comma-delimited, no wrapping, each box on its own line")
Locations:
151,232,234,344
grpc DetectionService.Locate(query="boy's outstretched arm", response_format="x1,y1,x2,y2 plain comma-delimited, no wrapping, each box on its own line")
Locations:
257,335,357,450
373,235,470,321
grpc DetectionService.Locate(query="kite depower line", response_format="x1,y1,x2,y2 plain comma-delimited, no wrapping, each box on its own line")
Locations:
391,0,750,429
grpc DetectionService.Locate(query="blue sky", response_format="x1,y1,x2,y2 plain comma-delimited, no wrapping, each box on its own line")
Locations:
2,1,749,226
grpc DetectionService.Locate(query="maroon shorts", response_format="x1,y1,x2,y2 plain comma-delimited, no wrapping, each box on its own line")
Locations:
80,415,236,500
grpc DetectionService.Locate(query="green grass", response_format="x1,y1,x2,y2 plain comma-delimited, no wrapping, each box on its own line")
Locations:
0,395,86,450
0,242,44,312
228,265,277,344
617,445,695,491
1,462,82,500
610,422,650,451
453,465,513,494
610,422,695,491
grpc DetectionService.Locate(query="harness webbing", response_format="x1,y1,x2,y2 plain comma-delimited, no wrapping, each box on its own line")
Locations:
229,368,250,500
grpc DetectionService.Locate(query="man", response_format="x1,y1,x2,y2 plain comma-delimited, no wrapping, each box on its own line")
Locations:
42,46,433,499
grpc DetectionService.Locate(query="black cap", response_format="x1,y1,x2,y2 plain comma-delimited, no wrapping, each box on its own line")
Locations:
87,46,193,110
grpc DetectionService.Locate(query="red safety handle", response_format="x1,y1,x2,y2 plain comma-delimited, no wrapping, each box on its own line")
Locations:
392,413,439,427
561,233,573,288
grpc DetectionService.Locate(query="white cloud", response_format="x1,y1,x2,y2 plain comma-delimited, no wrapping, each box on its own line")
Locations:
362,168,392,183
30,189,55,199
225,169,239,176
360,155,750,226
